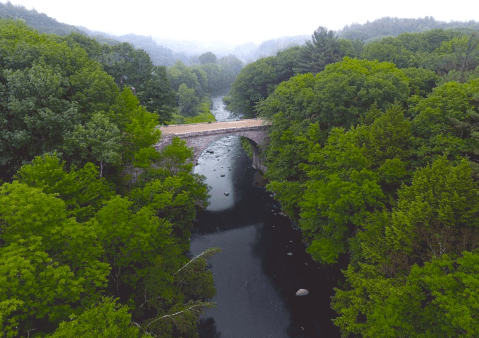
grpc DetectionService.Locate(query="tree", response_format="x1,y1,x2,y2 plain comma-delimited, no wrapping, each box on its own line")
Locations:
410,79,479,167
49,298,142,338
299,126,385,264
227,56,277,117
0,182,110,335
177,83,200,116
93,195,173,294
293,26,341,75
168,61,203,97
15,153,114,222
259,58,410,188
275,46,302,83
333,252,479,338
437,32,479,82
0,19,120,181
116,88,162,168
401,67,438,97
198,52,217,65
362,37,415,68
199,63,223,92
136,66,176,124
364,157,479,272
64,113,121,177
218,55,243,76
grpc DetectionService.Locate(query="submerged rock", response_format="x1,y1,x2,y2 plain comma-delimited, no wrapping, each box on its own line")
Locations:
296,289,309,296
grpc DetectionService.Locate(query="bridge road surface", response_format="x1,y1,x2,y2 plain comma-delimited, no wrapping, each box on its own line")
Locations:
158,118,269,135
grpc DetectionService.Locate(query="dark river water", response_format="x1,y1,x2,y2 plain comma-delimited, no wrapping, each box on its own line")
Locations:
190,95,340,338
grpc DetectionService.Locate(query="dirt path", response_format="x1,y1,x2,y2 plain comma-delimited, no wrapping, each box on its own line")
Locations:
158,118,269,134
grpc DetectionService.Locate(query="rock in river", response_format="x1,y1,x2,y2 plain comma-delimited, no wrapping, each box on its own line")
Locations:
296,289,309,296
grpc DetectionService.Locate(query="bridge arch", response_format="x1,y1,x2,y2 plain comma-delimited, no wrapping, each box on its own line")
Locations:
155,120,269,173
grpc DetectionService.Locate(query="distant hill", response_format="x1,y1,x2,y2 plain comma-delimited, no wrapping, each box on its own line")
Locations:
0,1,84,36
0,2,185,66
101,33,191,66
0,2,307,65
230,35,309,63
7,2,478,67
337,16,479,42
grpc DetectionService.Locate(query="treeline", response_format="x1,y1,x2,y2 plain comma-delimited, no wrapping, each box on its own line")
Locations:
0,19,219,337
58,31,243,125
227,26,478,118
225,28,362,117
0,3,246,125
0,2,195,66
337,16,479,43
230,26,479,336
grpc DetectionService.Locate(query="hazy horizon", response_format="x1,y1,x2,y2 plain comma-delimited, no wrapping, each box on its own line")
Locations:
1,0,477,45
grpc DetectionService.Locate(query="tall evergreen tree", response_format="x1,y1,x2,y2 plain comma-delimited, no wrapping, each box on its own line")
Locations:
293,26,341,75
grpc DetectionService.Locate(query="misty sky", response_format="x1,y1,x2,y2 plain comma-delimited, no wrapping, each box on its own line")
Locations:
2,0,478,44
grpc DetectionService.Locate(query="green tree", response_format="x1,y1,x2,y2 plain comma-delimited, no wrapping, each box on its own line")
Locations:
136,66,176,124
333,252,479,338
198,52,217,65
259,58,410,188
0,182,110,335
116,88,162,168
410,78,479,167
362,37,415,68
217,54,243,86
199,63,222,92
0,19,120,180
299,126,385,264
177,83,200,116
64,113,121,177
293,26,341,75
15,153,114,222
227,56,277,117
93,195,173,295
49,298,141,338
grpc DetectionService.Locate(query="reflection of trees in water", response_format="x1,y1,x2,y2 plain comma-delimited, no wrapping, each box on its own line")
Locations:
198,317,221,338
249,213,341,337
192,135,339,337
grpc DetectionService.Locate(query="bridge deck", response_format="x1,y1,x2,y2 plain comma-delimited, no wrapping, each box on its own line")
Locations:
158,118,269,135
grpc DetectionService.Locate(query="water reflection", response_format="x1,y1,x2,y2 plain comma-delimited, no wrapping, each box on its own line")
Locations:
198,318,221,338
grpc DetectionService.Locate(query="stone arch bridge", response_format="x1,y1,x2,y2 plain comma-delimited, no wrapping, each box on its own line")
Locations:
156,119,270,173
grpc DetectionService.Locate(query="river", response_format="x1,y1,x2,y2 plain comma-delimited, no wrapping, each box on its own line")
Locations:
190,95,340,338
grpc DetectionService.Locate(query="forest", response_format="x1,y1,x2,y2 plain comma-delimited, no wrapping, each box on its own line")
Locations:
2,2,479,336
226,26,479,337
0,18,230,337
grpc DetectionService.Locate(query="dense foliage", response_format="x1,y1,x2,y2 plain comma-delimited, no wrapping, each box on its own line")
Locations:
4,8,479,337
167,53,243,119
0,19,219,338
253,25,479,337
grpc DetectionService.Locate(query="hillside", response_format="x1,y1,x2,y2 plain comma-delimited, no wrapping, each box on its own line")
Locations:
337,16,479,42
0,1,83,35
